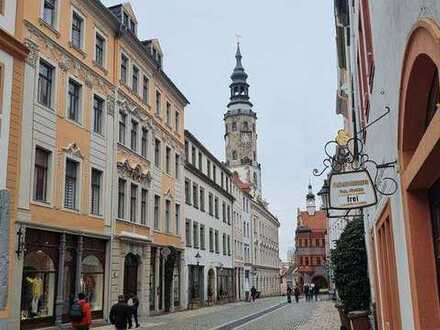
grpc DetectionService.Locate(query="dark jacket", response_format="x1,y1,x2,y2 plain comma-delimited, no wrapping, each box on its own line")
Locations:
250,287,257,296
109,302,131,329
287,287,293,296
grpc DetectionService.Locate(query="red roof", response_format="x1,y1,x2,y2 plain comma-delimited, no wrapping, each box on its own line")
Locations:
232,173,251,193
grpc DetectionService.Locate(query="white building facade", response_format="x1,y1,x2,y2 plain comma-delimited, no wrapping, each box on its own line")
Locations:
183,130,235,308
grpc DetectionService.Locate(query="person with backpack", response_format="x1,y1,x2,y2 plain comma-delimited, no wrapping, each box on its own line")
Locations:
110,295,131,330
70,292,92,330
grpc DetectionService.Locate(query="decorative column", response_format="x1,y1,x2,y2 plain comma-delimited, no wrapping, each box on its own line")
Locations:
75,236,83,296
0,190,10,310
161,255,165,311
170,267,175,312
55,233,66,325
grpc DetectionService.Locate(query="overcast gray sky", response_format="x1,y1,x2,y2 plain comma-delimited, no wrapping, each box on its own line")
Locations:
102,0,341,261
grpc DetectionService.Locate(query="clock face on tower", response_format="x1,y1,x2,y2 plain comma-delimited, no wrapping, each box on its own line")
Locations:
241,132,252,144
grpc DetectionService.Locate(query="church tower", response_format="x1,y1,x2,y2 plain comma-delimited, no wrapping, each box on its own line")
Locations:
224,43,262,198
306,183,316,215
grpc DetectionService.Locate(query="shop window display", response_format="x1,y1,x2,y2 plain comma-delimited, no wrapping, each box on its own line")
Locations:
21,251,56,320
173,262,180,306
81,255,104,311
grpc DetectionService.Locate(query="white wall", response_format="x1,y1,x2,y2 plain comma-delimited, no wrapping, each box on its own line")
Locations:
350,1,440,329
0,0,17,34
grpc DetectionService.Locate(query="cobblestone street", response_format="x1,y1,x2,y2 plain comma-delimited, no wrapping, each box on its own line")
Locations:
96,296,340,330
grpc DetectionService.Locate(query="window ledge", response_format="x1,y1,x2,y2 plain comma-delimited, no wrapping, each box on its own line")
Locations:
38,18,61,38
93,61,108,75
90,213,104,220
66,117,84,129
31,200,53,209
62,207,80,214
69,42,87,59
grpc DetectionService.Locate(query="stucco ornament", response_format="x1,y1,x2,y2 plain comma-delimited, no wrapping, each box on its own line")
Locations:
117,159,152,185
62,142,84,159
24,39,39,68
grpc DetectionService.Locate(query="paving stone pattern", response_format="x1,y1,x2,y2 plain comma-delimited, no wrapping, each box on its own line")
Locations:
295,300,340,330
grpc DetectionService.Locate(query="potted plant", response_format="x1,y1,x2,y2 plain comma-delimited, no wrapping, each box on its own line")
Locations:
331,217,371,330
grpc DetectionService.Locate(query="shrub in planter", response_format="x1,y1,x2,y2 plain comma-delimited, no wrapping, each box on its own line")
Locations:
331,217,371,313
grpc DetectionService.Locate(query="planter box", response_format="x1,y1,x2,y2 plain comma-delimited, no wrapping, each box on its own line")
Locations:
335,304,350,330
348,310,370,330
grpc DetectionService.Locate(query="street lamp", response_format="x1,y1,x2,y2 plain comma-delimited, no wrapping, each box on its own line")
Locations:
317,179,330,210
195,252,201,266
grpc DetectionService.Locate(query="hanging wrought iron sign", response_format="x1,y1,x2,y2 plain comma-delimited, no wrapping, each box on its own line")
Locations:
314,129,398,213
329,169,377,209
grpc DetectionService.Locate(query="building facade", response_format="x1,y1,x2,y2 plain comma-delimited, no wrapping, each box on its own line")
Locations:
3,1,188,329
332,1,440,329
0,0,28,328
183,130,234,308
294,185,328,291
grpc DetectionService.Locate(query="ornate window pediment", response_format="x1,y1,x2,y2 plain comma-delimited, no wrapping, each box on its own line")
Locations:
117,158,151,185
62,142,84,159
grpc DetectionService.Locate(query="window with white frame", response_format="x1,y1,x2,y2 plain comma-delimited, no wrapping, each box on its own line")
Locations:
154,139,161,168
165,147,171,174
95,32,106,67
132,65,139,94
154,195,160,230
175,110,180,133
143,76,149,105
155,90,161,116
200,224,205,250
33,147,51,202
193,222,199,249
68,78,81,123
131,120,138,151
175,204,180,234
141,189,148,225
119,111,126,144
38,60,54,108
175,154,180,179
64,158,79,210
43,0,57,27
166,102,171,126
121,53,128,84
90,168,102,216
165,200,171,233
118,178,126,218
200,187,205,212
141,128,148,158
93,94,104,134
130,184,137,222
185,219,191,247
71,10,84,49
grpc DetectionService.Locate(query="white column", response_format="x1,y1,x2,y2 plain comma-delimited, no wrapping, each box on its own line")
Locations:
154,248,160,312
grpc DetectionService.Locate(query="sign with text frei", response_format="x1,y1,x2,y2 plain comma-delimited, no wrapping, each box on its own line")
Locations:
329,170,377,209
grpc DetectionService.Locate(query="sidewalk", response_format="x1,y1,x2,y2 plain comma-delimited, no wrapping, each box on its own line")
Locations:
296,300,340,330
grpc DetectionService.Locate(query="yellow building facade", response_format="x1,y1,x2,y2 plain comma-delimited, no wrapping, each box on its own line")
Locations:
1,1,188,329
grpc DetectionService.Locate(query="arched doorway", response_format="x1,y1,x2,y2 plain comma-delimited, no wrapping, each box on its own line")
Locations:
398,18,440,329
208,269,215,304
124,253,139,299
311,276,328,290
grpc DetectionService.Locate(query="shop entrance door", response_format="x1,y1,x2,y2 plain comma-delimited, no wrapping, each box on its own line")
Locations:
124,254,138,299
430,179,440,302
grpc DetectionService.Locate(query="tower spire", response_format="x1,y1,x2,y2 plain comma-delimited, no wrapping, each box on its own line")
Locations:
229,41,251,107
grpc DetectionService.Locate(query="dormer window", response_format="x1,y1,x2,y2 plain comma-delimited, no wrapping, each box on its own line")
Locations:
123,12,129,27
129,20,136,34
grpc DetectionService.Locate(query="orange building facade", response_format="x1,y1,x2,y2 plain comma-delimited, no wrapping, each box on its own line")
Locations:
294,185,328,291
0,1,188,329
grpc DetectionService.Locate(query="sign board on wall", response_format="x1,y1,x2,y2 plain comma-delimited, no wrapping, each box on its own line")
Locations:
329,170,377,209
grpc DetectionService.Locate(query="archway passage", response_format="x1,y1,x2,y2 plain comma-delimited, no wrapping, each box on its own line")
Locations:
124,253,139,300
398,18,440,330
312,276,328,290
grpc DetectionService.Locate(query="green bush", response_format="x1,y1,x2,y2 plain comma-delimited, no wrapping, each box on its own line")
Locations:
331,217,371,312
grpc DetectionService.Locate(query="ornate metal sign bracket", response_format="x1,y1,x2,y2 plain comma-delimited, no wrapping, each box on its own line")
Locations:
313,130,398,200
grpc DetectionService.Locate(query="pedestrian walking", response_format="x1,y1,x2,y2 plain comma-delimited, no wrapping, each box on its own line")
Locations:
110,295,131,330
314,283,320,301
304,284,309,302
127,293,140,328
250,286,257,303
286,286,292,303
294,286,300,303
70,292,92,330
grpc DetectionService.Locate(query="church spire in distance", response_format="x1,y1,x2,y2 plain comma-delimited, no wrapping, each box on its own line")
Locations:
229,42,252,107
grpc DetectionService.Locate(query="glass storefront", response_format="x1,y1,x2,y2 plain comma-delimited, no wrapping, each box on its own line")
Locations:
173,262,180,307
20,229,107,328
216,268,234,301
21,251,56,320
81,255,104,311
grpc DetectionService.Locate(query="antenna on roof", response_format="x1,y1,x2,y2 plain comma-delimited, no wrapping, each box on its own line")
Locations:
235,33,242,44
